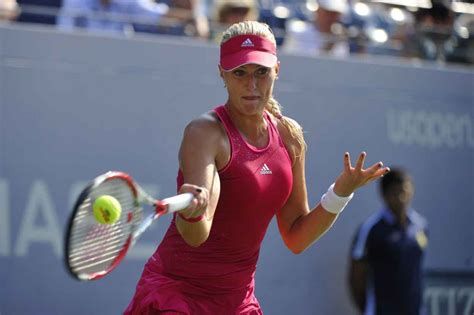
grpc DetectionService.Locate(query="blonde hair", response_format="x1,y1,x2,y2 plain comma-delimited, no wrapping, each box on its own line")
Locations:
220,21,307,161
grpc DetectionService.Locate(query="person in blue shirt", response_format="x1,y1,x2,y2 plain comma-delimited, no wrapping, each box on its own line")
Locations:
57,0,205,36
349,167,428,315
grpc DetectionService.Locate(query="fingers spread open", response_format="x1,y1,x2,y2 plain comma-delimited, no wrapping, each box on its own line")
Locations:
367,161,383,175
376,166,391,178
344,152,351,170
366,164,390,182
355,151,366,170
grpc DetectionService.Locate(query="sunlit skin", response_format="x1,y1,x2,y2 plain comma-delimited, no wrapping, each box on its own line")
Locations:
176,61,389,250
220,63,279,114
218,63,279,145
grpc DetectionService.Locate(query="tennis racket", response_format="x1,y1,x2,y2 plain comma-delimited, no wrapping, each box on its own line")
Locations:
65,171,193,281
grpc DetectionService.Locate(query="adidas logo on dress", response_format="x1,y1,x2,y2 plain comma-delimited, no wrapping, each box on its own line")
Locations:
241,38,254,47
260,164,272,175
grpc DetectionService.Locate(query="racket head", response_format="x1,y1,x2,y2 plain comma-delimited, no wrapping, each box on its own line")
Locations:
64,171,142,281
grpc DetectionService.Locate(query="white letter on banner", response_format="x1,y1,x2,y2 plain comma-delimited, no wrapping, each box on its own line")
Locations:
0,179,10,256
14,180,62,257
458,287,474,315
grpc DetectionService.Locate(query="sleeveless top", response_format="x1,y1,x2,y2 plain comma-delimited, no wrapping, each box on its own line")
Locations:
150,105,293,295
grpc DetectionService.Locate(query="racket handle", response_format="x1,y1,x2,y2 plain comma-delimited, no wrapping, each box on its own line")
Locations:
159,193,194,214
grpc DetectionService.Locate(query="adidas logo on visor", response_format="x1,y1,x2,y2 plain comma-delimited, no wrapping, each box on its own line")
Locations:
241,38,254,47
260,164,272,175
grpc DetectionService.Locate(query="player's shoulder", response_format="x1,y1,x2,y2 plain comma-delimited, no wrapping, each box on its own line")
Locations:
285,116,302,129
277,115,302,130
272,112,302,134
357,211,385,235
351,211,386,255
273,114,305,158
183,111,225,141
408,209,428,229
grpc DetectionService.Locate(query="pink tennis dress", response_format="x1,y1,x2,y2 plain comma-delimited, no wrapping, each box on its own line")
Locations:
124,105,293,314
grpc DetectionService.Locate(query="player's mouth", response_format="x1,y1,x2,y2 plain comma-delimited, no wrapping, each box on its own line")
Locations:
242,96,260,101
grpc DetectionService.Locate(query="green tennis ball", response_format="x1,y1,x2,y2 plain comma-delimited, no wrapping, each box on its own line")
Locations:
93,195,122,224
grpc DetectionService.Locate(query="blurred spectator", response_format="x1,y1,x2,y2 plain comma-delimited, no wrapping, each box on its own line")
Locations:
348,167,429,315
405,0,455,61
0,0,20,21
213,0,257,25
258,2,291,46
156,0,209,38
341,0,473,64
283,0,350,57
209,0,259,42
445,12,474,64
192,0,210,38
352,2,417,58
57,0,202,37
15,0,61,25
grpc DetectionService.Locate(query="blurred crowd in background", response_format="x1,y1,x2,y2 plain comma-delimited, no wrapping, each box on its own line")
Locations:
0,0,473,65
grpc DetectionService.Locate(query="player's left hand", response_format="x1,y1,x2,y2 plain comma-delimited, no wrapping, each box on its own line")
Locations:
333,151,390,197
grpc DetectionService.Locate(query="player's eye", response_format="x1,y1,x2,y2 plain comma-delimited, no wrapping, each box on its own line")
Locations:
256,67,270,77
232,69,245,77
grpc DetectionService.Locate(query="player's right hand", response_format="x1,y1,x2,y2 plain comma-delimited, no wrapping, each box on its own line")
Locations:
177,183,209,220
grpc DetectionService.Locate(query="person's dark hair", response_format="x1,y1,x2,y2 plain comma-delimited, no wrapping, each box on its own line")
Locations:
415,0,453,24
380,167,412,196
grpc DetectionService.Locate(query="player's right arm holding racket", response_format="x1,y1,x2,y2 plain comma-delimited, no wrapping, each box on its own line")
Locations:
174,112,225,247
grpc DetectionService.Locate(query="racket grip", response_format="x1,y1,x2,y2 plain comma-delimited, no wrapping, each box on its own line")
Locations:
160,193,194,213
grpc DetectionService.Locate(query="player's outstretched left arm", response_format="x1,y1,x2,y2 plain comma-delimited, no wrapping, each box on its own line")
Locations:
276,124,389,253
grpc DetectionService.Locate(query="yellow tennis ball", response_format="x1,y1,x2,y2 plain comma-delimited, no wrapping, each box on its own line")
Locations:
93,195,122,224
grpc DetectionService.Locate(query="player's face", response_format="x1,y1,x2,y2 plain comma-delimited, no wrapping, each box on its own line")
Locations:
384,181,414,215
220,63,279,116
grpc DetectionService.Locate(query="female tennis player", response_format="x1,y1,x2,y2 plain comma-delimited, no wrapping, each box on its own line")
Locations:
124,21,389,315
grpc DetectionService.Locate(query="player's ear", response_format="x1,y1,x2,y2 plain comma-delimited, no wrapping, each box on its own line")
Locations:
275,61,280,76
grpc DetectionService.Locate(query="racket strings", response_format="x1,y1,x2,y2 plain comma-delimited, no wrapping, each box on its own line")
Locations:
69,226,128,261
68,178,140,277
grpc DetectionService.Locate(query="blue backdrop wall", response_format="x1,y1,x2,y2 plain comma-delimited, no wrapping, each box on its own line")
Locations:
0,23,473,315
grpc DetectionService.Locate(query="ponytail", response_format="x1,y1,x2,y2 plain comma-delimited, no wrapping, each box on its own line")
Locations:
265,97,306,163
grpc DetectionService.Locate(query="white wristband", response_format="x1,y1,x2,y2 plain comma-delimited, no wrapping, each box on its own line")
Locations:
320,183,354,214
